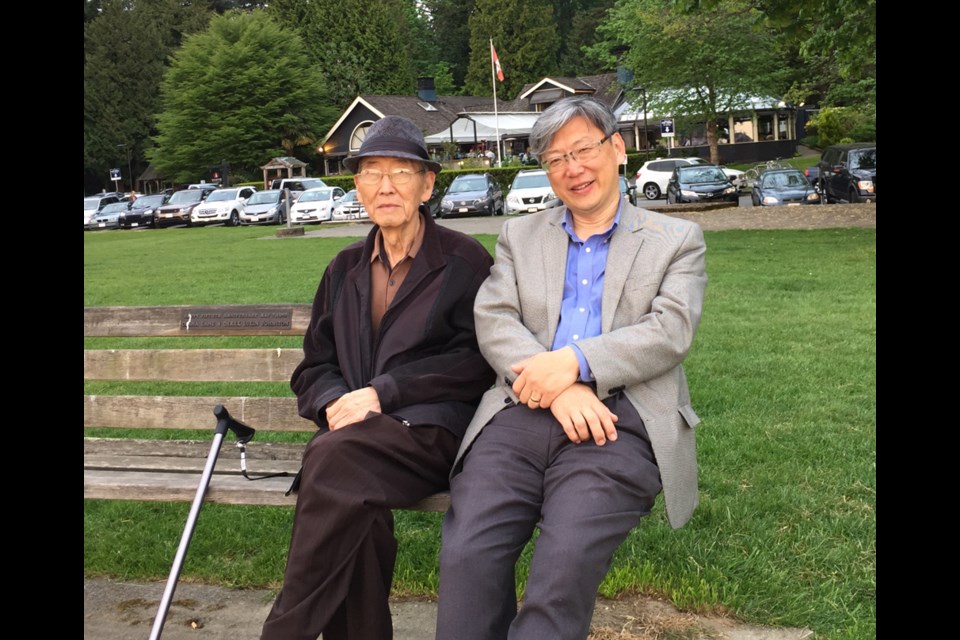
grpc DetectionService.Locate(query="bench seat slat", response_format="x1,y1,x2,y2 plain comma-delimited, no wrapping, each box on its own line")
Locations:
84,438,306,460
84,396,314,432
83,469,451,512
84,349,304,382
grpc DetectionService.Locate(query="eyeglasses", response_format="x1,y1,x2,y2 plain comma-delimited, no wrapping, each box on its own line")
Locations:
356,168,425,185
539,134,612,173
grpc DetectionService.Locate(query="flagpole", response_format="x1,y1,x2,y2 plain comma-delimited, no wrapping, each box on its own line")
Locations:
490,39,502,167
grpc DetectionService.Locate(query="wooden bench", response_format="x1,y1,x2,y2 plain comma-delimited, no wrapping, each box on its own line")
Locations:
84,304,451,512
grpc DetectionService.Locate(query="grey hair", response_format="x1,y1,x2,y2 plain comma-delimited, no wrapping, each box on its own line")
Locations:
528,96,619,157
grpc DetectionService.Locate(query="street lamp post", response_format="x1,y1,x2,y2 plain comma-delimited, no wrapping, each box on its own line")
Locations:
117,143,133,193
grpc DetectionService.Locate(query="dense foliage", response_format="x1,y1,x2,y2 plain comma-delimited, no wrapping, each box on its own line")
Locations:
83,0,876,190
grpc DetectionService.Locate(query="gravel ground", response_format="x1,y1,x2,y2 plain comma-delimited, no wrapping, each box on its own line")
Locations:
656,202,876,231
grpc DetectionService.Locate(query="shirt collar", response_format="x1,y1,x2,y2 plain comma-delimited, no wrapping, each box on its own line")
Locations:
371,213,426,265
560,196,622,243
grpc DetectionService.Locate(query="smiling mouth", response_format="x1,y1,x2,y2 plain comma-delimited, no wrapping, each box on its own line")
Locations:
570,180,594,192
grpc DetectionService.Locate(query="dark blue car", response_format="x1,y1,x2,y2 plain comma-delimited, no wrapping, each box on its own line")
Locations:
750,169,820,206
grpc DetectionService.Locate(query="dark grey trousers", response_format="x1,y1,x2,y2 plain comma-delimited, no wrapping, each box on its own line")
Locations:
436,394,661,640
260,414,459,640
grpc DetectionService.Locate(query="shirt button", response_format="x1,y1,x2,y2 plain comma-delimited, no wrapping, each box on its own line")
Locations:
572,334,579,340
581,279,588,286
579,307,585,313
585,247,591,253
389,279,395,286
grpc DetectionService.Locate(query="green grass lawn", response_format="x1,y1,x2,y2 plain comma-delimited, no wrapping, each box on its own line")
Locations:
84,224,876,639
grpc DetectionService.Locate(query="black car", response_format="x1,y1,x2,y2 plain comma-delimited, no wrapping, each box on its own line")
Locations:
119,193,169,228
439,173,504,217
666,165,739,205
817,143,875,203
751,169,820,207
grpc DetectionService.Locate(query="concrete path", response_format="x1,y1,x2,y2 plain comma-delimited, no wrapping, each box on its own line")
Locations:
84,577,814,640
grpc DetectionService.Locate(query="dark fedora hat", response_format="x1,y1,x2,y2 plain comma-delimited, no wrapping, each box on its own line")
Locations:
343,116,442,174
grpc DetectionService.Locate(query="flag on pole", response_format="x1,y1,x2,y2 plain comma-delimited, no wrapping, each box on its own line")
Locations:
491,42,504,82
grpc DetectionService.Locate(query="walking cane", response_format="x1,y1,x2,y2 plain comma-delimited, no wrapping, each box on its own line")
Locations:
148,404,256,640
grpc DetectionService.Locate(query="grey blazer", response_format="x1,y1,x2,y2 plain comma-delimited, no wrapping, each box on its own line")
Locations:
454,203,708,529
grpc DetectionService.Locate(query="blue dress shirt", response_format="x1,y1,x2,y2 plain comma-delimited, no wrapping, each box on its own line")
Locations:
550,200,622,381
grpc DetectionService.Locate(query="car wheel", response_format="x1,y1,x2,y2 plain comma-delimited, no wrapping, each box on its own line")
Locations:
229,211,240,227
643,183,661,200
849,188,861,204
752,194,760,207
819,181,830,204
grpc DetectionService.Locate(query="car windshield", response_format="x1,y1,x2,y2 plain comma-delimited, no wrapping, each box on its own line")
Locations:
301,179,327,190
512,173,550,189
206,189,239,202
685,158,711,166
247,190,281,205
100,203,128,214
449,178,487,193
168,190,204,204
134,195,166,207
340,191,358,203
761,171,808,188
298,189,333,202
679,167,727,184
848,149,876,169
84,197,103,211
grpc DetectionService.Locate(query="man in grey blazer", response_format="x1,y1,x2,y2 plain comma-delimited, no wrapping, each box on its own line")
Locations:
436,96,708,640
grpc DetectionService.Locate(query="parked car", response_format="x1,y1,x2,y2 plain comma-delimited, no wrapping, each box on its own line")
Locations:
635,157,743,200
332,189,368,222
439,173,504,218
84,194,121,228
89,201,130,230
190,186,257,226
665,165,739,205
505,169,561,214
240,189,288,225
119,193,168,229
155,189,212,228
288,187,345,224
619,175,638,206
269,177,327,201
817,143,876,203
750,169,820,206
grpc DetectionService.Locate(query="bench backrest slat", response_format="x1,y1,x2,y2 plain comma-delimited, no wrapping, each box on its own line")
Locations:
85,349,304,382
84,304,312,337
84,395,311,431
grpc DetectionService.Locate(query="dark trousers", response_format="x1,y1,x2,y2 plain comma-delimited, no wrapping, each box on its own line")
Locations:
436,395,662,640
260,413,459,640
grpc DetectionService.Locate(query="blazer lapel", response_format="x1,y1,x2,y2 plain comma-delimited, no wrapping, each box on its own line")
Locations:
542,210,569,345
602,205,646,333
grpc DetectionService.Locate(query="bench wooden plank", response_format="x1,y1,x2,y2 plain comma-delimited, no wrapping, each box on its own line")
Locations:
84,396,314,432
84,454,303,475
84,305,312,337
83,469,452,512
84,438,306,461
84,349,304,382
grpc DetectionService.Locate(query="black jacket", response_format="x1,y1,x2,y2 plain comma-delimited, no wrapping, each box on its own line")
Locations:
291,210,495,437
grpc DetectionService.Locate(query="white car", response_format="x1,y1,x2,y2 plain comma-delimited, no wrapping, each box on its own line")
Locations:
505,169,561,214
190,186,257,226
332,189,368,222
635,157,743,200
289,187,345,224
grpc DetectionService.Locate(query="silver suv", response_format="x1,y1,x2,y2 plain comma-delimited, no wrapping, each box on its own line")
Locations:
505,169,561,214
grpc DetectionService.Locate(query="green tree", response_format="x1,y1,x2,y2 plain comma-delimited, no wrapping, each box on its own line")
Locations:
422,0,475,90
149,10,335,183
84,0,213,193
269,0,415,109
557,1,616,76
464,0,561,98
591,0,788,163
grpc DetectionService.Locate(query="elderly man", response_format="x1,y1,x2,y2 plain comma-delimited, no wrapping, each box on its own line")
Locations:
436,96,708,640
260,116,495,640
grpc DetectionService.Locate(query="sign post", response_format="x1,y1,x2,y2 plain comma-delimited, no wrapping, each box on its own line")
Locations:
110,168,122,193
660,119,675,151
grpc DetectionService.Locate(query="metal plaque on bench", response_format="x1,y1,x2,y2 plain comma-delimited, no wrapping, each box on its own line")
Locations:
180,306,293,334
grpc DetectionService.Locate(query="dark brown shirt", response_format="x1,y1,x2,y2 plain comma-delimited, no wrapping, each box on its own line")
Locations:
369,216,425,334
